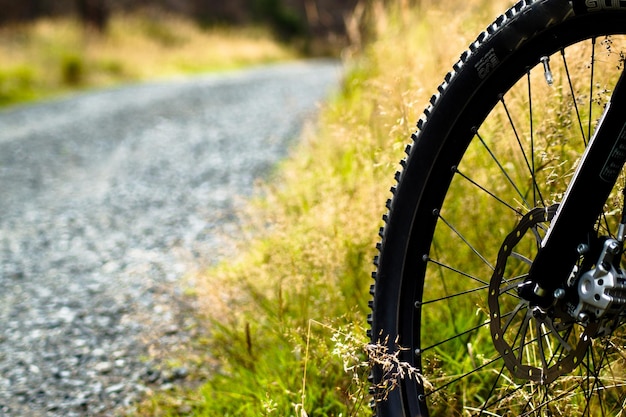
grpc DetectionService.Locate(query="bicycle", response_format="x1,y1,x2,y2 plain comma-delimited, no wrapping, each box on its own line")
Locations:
369,0,626,415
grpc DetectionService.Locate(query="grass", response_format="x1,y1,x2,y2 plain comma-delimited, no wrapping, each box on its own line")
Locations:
0,13,298,107
113,1,626,416
126,0,518,416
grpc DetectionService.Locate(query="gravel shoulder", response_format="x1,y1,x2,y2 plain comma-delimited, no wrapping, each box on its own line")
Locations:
0,60,342,416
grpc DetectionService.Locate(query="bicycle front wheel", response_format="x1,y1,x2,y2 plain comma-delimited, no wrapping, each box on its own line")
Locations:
370,0,626,416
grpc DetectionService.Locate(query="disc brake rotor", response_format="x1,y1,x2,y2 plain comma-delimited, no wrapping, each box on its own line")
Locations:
488,205,598,384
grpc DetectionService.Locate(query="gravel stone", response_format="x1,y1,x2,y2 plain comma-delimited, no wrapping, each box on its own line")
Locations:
0,60,341,416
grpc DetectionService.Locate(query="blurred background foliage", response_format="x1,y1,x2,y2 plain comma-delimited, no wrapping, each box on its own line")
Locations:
0,0,418,107
0,0,369,50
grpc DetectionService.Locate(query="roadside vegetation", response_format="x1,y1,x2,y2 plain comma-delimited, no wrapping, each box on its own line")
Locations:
0,13,297,107
127,0,515,416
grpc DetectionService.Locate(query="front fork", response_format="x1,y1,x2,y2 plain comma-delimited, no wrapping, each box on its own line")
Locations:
521,66,626,308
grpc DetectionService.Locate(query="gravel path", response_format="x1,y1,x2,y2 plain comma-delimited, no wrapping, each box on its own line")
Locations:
0,60,342,416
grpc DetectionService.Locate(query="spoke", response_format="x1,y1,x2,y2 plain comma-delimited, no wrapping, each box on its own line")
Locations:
561,49,588,146
420,283,489,305
530,226,543,251
431,312,533,406
478,363,509,416
480,340,579,416
426,353,504,397
528,70,537,207
500,96,534,193
498,279,525,299
426,319,582,410
421,309,522,354
588,37,597,142
475,129,531,208
437,212,495,271
520,382,543,416
592,342,610,414
517,312,531,364
540,385,552,416
500,93,545,208
421,316,493,353
501,301,527,335
543,318,574,354
425,256,489,286
579,336,614,415
519,382,580,417
536,319,550,374
584,349,593,416
453,167,523,215
430,242,462,335
601,212,613,240
522,318,574,371
511,251,533,266
593,345,608,417
527,69,546,208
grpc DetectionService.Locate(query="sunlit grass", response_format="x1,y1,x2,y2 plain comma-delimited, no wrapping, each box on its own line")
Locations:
125,1,520,416
0,13,298,107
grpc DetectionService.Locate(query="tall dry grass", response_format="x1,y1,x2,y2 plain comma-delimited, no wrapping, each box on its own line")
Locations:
129,0,520,416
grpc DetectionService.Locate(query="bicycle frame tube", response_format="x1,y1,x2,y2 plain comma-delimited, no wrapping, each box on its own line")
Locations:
524,66,626,306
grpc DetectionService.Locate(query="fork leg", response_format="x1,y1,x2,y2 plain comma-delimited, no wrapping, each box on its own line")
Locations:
524,68,626,306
